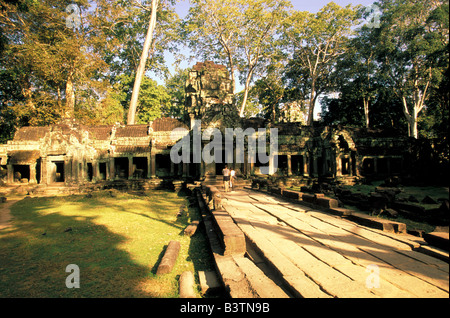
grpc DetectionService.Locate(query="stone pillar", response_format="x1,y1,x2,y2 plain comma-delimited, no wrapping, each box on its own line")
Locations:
303,154,309,177
150,139,156,178
79,160,85,182
336,155,342,177
109,157,115,180
189,113,196,130
64,157,72,185
200,160,205,179
7,164,13,184
312,156,318,177
93,162,99,182
183,163,189,178
29,163,37,184
349,156,354,176
41,156,48,185
243,147,248,176
128,156,133,180
287,154,292,176
151,154,156,178
147,154,152,179
268,153,276,175
103,161,109,180
170,161,175,176
71,158,77,183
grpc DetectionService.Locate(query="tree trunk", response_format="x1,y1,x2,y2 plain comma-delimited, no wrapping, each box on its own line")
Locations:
363,97,370,129
65,73,75,119
239,68,254,117
224,46,236,94
402,97,419,139
307,79,317,126
127,0,158,125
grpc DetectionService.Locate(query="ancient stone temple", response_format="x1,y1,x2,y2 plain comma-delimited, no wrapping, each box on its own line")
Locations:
0,118,189,188
0,61,442,189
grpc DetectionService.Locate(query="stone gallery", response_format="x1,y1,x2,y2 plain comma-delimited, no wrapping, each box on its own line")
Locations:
0,61,440,189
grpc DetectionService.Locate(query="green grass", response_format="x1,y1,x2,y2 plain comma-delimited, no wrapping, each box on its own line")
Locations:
0,190,214,298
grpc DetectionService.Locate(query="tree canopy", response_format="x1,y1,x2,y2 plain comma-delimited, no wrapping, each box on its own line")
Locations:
0,0,448,142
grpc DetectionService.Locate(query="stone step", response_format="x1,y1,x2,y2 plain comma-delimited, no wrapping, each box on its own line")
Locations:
198,270,223,296
424,232,450,252
232,255,290,298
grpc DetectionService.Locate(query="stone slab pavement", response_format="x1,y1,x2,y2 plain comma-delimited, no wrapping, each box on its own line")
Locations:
221,189,449,298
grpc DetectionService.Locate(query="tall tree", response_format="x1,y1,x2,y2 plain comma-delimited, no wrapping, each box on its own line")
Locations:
0,0,112,126
127,0,159,125
282,3,360,126
332,19,381,129
375,0,449,138
183,0,241,94
184,0,291,117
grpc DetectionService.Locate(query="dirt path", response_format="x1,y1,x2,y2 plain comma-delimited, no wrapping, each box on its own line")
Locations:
0,199,19,230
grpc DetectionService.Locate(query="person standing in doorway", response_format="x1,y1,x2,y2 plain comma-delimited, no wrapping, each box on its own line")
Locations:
222,165,230,192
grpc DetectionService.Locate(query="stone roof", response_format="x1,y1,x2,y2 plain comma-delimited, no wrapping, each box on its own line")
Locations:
115,145,150,153
11,118,189,144
152,117,189,132
14,126,51,141
192,61,228,72
115,125,149,138
87,126,112,140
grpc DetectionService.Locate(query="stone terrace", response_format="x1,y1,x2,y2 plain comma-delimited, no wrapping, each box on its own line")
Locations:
196,180,449,298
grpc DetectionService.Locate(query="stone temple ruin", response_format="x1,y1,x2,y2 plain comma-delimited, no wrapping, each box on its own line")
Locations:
0,61,446,193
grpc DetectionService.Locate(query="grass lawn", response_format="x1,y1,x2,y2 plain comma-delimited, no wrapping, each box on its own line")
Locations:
0,190,215,298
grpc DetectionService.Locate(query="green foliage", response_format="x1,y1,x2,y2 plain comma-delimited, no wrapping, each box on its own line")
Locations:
252,75,284,122
0,0,448,144
374,0,448,138
114,74,170,124
282,2,360,126
320,0,448,140
185,0,292,115
0,0,180,138
164,67,189,120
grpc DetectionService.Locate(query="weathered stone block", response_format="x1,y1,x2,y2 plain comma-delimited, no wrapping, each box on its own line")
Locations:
282,189,303,201
156,240,181,275
198,270,222,296
184,220,200,237
269,187,283,196
348,212,407,234
213,192,222,210
302,193,316,204
423,232,449,251
392,201,426,215
212,210,246,256
179,271,196,298
316,197,339,209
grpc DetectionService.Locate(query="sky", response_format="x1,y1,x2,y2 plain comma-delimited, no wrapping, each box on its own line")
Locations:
174,0,376,19
153,0,376,89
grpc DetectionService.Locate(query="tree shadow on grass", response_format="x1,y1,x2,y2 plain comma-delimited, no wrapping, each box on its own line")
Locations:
0,197,156,298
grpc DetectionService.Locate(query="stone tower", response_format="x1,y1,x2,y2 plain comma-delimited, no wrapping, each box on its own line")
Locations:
185,61,237,128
